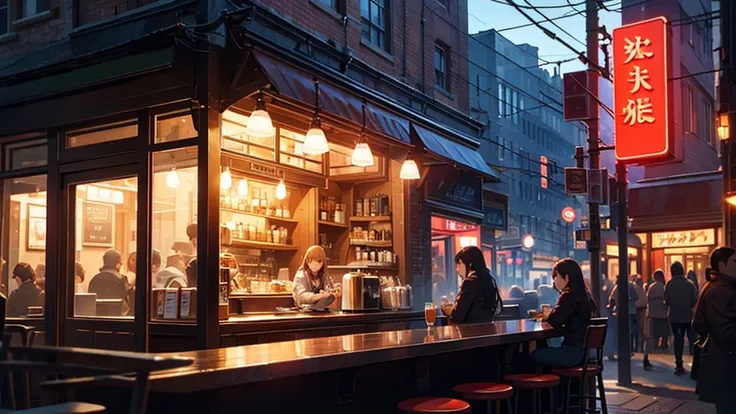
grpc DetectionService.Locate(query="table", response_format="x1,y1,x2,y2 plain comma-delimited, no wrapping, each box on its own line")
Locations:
151,319,561,393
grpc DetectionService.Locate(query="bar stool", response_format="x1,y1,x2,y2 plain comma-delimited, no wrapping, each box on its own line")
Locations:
453,382,513,414
397,397,471,413
551,320,609,414
503,373,560,414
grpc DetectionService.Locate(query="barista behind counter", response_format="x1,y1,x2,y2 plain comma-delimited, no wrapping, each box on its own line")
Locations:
292,245,340,309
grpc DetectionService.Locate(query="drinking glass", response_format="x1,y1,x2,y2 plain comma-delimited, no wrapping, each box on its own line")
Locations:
424,302,437,328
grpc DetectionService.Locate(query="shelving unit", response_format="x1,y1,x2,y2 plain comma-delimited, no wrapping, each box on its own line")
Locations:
349,216,391,222
229,239,298,251
318,220,349,229
349,240,392,248
221,207,299,224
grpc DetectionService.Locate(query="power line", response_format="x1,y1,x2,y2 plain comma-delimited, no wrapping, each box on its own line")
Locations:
605,0,655,12
490,0,586,9
524,0,587,48
497,9,584,32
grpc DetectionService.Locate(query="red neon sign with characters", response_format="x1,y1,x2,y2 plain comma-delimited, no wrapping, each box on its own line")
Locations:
613,17,672,163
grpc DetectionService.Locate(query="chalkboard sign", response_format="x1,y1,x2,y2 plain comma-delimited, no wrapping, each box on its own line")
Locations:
83,201,114,247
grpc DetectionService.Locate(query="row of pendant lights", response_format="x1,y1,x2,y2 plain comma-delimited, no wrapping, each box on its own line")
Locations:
243,79,420,180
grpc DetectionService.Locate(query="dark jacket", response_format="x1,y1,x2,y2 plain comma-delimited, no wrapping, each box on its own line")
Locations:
547,288,593,348
608,281,639,316
88,269,127,300
664,275,698,323
692,275,736,405
7,281,43,317
449,274,495,324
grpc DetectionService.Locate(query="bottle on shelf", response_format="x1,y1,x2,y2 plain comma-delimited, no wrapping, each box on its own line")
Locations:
355,200,363,217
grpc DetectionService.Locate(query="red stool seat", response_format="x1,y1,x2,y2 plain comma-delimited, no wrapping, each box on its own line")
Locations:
503,373,560,389
552,365,602,377
397,397,471,413
453,382,514,401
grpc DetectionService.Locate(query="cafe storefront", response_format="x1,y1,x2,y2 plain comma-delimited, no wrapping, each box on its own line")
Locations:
0,9,499,352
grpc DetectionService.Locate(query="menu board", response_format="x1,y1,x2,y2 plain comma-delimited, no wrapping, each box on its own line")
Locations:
82,201,114,247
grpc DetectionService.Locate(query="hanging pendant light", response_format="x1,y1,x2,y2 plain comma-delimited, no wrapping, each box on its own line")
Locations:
276,179,287,200
220,166,232,190
400,153,421,180
351,100,375,167
246,90,274,137
302,78,329,155
237,178,249,196
166,156,180,188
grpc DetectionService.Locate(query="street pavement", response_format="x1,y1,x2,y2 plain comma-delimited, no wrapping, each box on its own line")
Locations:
602,352,716,414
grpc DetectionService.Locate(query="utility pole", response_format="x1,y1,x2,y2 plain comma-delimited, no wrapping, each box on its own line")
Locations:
722,0,735,246
616,162,632,385
586,0,602,307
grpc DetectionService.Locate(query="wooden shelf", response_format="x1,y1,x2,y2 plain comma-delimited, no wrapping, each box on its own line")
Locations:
229,239,298,251
331,263,398,271
221,207,298,224
349,216,391,222
318,220,349,229
349,240,392,247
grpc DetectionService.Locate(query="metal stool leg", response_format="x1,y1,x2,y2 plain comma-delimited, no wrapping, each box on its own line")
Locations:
549,386,555,414
514,390,519,414
507,398,513,414
597,373,608,414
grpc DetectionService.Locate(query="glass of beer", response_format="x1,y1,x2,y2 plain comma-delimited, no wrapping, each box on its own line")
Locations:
424,302,437,328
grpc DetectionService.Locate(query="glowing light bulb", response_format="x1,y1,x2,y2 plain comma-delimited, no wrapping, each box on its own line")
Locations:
166,168,180,188
351,141,374,167
238,179,249,196
246,109,273,137
276,179,287,200
220,167,232,190
399,159,420,180
303,123,329,155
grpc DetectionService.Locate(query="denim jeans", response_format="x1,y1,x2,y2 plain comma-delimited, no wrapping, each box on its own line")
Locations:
671,322,695,367
532,345,586,368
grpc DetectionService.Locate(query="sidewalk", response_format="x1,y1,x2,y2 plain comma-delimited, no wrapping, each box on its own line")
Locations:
602,353,716,414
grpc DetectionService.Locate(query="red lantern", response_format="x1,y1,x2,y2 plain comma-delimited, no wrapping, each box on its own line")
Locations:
515,257,523,266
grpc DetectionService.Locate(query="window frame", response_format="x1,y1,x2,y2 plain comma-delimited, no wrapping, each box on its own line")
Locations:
15,0,51,20
0,0,9,35
434,43,448,91
360,0,391,53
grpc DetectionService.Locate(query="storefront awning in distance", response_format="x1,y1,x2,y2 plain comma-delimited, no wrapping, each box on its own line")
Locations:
628,171,722,232
253,52,411,145
411,124,500,182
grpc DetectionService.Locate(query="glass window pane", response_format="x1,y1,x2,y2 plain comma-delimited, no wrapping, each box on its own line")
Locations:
151,147,198,322
5,139,47,170
155,112,197,143
360,0,368,18
1,175,47,319
66,119,138,149
222,110,275,161
74,177,137,319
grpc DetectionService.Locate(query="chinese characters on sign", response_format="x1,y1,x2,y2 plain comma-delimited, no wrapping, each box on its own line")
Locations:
650,229,716,249
613,17,672,163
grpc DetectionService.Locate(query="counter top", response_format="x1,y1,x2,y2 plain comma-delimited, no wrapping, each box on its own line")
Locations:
151,319,561,393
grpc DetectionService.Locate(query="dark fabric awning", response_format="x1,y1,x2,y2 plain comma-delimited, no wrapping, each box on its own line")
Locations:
411,124,499,181
254,52,411,144
628,171,722,232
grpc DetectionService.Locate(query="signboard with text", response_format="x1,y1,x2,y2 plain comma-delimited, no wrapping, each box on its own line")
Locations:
613,17,673,163
651,229,716,249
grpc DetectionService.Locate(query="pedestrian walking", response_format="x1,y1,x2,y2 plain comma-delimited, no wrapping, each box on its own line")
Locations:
643,269,670,369
609,274,639,358
692,247,736,414
633,274,647,352
664,261,698,376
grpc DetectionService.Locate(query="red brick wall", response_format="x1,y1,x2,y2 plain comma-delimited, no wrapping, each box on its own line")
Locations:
0,0,156,62
258,0,471,116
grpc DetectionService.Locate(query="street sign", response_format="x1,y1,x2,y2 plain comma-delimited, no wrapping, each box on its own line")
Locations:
561,207,577,223
613,17,673,163
586,169,609,204
540,155,548,189
565,167,588,194
563,70,590,121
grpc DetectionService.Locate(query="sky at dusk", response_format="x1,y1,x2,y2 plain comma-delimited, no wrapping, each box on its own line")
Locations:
467,0,623,74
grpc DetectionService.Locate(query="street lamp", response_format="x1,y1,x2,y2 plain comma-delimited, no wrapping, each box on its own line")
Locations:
718,112,730,141
726,191,736,207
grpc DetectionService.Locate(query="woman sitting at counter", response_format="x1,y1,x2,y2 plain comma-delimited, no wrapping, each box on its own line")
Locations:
292,245,336,307
440,246,502,324
533,258,597,368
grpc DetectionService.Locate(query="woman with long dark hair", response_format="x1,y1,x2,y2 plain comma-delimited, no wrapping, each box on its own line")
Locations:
532,258,597,367
440,246,502,324
692,247,736,414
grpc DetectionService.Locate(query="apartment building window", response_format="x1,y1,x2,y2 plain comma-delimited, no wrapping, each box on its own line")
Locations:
497,136,506,161
434,44,448,91
684,86,696,134
511,90,519,124
361,0,390,52
1,0,8,35
498,84,504,118
505,86,512,119
703,99,714,145
314,0,344,14
15,0,49,20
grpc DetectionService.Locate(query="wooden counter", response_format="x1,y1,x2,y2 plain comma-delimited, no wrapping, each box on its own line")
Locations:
151,319,561,393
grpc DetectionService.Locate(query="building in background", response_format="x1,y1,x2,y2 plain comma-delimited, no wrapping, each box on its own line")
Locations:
469,29,588,291
621,0,720,286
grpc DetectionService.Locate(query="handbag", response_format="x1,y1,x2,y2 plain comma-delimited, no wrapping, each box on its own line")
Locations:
691,335,709,382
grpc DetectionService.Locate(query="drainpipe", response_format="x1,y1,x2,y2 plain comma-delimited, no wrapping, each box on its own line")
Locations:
421,0,426,94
